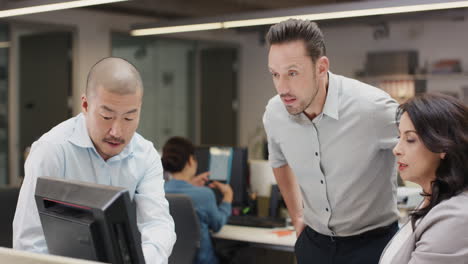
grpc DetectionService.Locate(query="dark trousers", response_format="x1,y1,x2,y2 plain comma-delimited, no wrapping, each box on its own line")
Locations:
295,222,398,264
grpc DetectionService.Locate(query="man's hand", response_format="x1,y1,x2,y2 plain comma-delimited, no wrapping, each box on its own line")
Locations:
292,216,306,237
209,181,233,203
190,172,209,187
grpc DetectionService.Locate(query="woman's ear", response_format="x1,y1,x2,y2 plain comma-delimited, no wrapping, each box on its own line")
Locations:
187,155,196,167
440,152,446,160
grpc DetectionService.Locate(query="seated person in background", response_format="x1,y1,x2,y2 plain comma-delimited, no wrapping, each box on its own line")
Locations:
13,57,176,263
162,136,232,264
380,93,468,263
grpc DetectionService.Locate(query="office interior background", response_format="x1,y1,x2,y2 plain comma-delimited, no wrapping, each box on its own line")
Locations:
1,0,468,262
1,2,468,261
1,0,468,187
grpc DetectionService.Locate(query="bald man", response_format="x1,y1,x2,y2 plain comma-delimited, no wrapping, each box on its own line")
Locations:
13,57,176,263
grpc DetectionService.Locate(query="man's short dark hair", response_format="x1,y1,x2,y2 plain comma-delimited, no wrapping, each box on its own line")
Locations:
266,19,326,63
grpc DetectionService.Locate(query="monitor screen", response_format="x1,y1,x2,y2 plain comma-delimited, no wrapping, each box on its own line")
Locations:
35,177,145,264
208,147,233,182
195,146,248,206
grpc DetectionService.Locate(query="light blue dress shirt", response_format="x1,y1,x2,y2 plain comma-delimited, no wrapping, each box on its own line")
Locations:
13,113,176,264
165,179,231,264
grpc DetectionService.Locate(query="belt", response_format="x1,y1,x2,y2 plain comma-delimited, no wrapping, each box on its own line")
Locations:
307,221,398,242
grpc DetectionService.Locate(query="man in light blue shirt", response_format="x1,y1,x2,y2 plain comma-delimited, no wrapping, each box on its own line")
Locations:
13,57,176,264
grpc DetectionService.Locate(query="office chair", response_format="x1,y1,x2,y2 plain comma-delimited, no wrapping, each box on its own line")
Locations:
0,187,20,248
166,194,201,264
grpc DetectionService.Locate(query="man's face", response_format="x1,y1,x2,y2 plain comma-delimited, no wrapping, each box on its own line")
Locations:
268,40,321,115
82,87,142,161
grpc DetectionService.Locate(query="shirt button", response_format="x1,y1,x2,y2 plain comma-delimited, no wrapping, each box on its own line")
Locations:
315,152,318,156
320,180,324,184
331,231,336,236
326,208,329,212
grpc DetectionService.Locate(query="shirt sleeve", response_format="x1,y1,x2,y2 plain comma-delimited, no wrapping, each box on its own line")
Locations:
263,110,287,169
135,146,176,264
204,190,232,233
372,95,399,150
13,141,64,253
408,201,468,264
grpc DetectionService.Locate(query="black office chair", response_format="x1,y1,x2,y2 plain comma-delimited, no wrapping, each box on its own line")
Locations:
0,187,21,248
166,193,201,264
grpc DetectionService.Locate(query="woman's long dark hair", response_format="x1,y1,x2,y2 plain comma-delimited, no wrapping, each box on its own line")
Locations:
397,93,468,226
161,137,195,173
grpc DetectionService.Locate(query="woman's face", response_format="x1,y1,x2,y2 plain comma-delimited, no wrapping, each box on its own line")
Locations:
393,112,445,191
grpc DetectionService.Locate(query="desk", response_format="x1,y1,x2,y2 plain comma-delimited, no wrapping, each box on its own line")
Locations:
0,247,102,264
212,225,296,252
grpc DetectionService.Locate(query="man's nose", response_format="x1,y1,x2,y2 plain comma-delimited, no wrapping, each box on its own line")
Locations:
109,121,123,138
277,77,290,95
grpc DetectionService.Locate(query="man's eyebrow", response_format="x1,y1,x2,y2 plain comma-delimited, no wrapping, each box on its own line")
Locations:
286,64,299,69
124,109,138,115
100,106,138,115
268,64,300,72
100,105,115,112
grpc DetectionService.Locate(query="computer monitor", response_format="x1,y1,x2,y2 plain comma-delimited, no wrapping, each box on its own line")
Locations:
194,146,249,207
35,177,145,264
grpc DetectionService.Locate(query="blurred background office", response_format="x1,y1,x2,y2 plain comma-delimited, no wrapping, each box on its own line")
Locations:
1,0,468,188
1,0,468,262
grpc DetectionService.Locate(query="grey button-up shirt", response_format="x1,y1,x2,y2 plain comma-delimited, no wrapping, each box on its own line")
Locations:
263,72,399,236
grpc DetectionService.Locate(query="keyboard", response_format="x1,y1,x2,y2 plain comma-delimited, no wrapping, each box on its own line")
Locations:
227,215,286,228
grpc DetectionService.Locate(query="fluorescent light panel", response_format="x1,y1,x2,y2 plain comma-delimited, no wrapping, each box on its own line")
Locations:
223,1,468,28
0,0,128,18
131,23,223,36
131,0,468,35
0,41,10,48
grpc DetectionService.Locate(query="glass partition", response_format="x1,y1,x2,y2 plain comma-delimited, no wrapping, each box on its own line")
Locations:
112,33,196,149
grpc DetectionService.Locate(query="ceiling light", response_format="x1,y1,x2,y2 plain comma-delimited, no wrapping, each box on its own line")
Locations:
131,23,223,36
0,41,10,48
131,0,468,35
0,0,128,18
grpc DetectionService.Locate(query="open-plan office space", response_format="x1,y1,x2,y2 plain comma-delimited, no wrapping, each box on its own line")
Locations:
1,0,468,263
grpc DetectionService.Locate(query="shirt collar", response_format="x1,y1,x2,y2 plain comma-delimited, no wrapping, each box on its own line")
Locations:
68,113,94,148
68,113,134,161
289,71,340,124
322,71,340,121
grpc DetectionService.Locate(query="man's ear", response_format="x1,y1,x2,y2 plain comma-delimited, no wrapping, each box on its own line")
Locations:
81,94,89,114
316,56,330,77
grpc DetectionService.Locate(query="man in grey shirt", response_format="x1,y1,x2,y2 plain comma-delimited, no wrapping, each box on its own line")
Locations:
263,19,399,264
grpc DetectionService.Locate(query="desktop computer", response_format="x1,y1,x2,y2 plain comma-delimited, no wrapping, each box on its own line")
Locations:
35,177,145,264
194,146,249,207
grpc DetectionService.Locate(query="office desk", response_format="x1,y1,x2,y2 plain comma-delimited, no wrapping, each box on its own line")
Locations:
212,225,296,252
0,247,102,264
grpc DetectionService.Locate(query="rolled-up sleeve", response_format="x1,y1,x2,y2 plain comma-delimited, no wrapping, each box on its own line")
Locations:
205,192,231,233
135,147,176,264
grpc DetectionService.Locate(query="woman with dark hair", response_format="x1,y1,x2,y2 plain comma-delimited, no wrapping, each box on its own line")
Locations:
380,93,468,263
162,136,233,264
